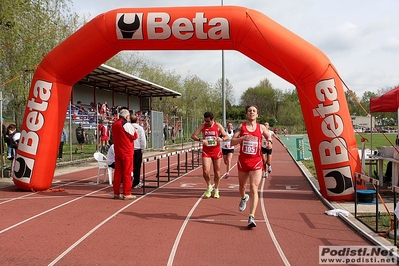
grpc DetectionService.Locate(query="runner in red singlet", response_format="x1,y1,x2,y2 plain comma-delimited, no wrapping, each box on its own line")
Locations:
191,112,228,199
231,105,272,228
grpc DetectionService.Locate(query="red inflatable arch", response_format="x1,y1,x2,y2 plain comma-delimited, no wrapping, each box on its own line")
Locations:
14,6,361,200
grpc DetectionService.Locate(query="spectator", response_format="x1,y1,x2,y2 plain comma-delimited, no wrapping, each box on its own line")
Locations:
97,102,102,114
99,120,110,153
75,123,86,153
171,125,175,144
58,127,68,159
106,144,115,169
283,128,287,136
5,124,21,173
100,101,109,120
1,119,6,167
6,124,20,152
131,114,147,189
163,124,168,145
111,113,118,122
5,123,16,160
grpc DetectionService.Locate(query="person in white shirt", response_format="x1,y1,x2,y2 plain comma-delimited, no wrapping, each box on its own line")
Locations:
106,144,115,169
261,122,286,178
220,122,235,179
131,114,147,188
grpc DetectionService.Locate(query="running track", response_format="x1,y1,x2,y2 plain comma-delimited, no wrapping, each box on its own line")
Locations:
0,142,374,265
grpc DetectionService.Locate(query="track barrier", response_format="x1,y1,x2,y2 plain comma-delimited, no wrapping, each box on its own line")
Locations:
139,146,202,195
354,172,381,233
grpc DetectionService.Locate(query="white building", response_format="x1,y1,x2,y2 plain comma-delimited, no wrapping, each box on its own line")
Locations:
351,115,375,132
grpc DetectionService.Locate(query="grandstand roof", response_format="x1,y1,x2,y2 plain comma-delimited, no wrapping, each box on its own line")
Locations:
77,64,181,98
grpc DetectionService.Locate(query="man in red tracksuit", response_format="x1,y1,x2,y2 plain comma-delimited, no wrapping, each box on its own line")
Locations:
112,109,137,200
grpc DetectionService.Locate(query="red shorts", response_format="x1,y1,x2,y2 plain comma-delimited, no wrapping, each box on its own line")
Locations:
237,156,263,172
202,150,222,160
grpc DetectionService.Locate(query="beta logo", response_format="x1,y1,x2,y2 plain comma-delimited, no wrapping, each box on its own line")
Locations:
13,155,34,180
323,166,354,196
116,12,230,41
116,13,143,40
15,79,52,183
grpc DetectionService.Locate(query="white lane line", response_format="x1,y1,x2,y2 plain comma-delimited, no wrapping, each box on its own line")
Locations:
167,161,238,265
0,156,190,236
49,166,202,266
0,186,109,235
190,218,266,223
167,195,203,266
0,175,97,205
260,178,291,266
264,189,313,194
48,195,144,266
0,157,185,233
0,158,174,204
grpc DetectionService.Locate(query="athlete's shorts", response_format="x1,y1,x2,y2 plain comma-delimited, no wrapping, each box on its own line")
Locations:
222,148,234,156
261,147,272,155
202,150,222,160
237,156,263,172
77,137,85,145
101,136,109,141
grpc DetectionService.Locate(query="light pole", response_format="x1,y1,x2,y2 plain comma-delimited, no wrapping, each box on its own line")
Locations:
193,96,197,132
172,106,177,143
221,0,226,127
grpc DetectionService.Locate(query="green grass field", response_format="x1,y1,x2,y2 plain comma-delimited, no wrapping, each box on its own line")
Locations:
282,133,398,179
354,133,397,150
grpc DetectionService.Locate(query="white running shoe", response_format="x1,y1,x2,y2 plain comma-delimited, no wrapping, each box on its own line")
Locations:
268,165,272,174
248,216,257,228
239,194,249,211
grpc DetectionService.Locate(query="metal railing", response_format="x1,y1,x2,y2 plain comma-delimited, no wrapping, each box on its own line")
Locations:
140,146,202,195
354,172,381,233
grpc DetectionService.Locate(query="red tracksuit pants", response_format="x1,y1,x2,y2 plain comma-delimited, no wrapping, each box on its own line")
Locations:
113,156,134,196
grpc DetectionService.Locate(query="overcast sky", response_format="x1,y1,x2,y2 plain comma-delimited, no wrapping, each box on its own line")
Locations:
71,0,399,104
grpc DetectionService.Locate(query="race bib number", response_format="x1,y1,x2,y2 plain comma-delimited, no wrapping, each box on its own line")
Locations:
205,136,217,146
242,140,258,155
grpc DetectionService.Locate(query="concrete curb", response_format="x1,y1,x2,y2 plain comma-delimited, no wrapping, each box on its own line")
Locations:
291,154,398,257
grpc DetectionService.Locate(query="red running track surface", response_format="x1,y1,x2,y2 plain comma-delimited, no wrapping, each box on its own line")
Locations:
0,142,372,266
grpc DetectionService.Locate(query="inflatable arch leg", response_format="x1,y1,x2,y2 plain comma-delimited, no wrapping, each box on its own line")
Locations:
15,6,361,200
